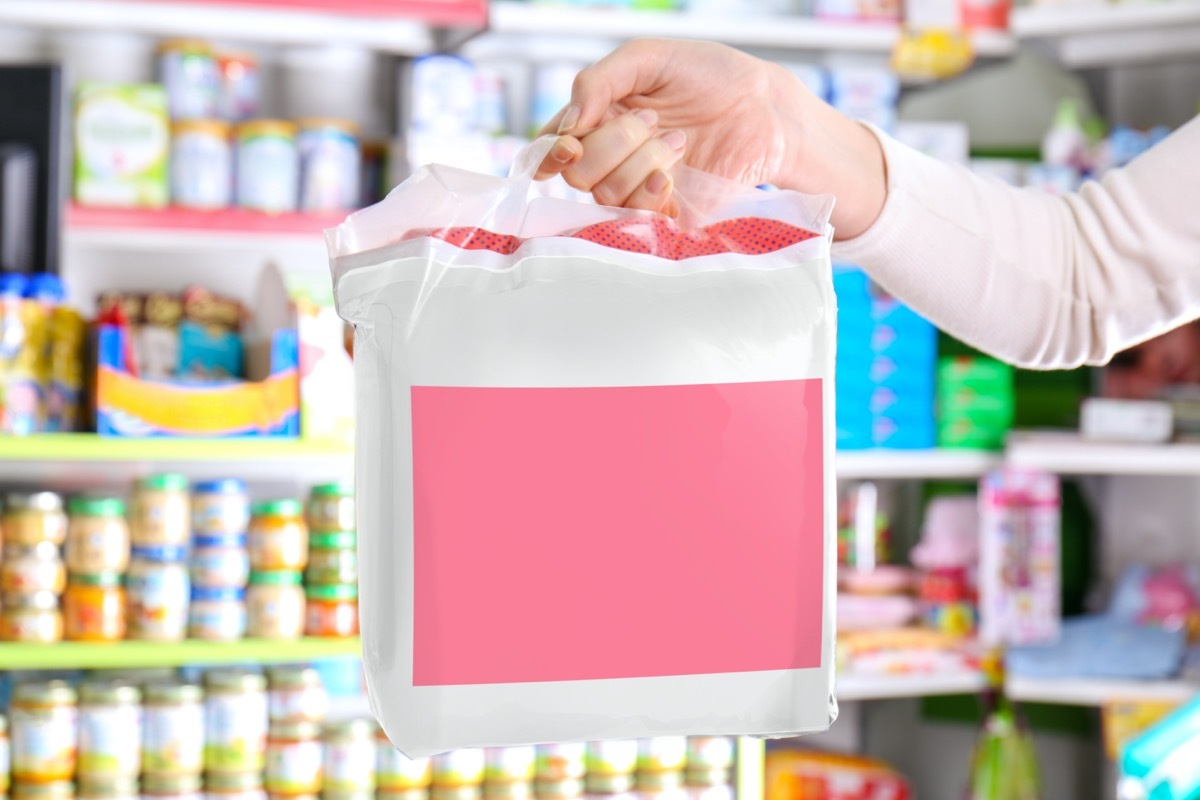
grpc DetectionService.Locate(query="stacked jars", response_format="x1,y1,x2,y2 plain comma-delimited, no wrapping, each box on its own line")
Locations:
482,747,536,800
10,680,78,796
684,738,735,800
534,745,585,800
128,474,192,642
304,484,357,639
431,749,484,800
0,491,67,642
247,500,307,640
264,665,328,798
321,718,376,800
377,731,431,800
63,496,130,642
205,669,269,799
585,741,638,797
142,680,206,786
635,738,688,798
77,680,142,800
189,479,250,641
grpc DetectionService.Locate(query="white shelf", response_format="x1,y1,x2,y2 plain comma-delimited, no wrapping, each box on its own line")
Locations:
1007,432,1200,476
838,671,990,701
836,449,1001,480
488,1,1016,57
1011,2,1200,66
1006,675,1200,707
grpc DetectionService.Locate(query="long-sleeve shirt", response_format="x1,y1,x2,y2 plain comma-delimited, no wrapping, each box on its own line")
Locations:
831,115,1200,369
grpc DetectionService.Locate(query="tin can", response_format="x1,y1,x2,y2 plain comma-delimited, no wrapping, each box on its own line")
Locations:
297,118,360,212
431,749,484,788
3,491,67,546
248,499,308,571
0,542,65,594
535,744,586,781
637,738,687,774
63,572,126,642
306,482,354,534
77,682,142,779
265,721,323,795
158,39,219,119
267,666,328,723
142,681,204,777
0,591,62,643
204,670,268,773
236,120,298,214
65,495,130,574
484,747,535,784
11,681,78,782
170,120,232,210
192,479,250,536
322,718,377,792
127,556,190,641
218,51,260,121
188,586,246,641
376,730,431,791
586,741,637,777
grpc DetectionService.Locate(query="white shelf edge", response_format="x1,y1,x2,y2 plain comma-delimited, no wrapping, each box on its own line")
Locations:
1011,2,1200,37
1007,432,1200,477
838,671,990,701
64,227,327,254
836,449,1001,480
1006,675,1200,707
0,455,354,489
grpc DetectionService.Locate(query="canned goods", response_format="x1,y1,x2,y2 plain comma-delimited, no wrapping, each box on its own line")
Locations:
190,536,250,589
306,483,354,533
142,681,204,777
267,666,328,723
304,546,356,586
218,51,260,121
484,747,536,783
191,479,250,536
170,119,232,210
586,741,638,777
536,744,587,781
376,731,431,791
297,118,360,212
11,680,78,782
143,773,204,800
431,749,484,788
265,721,323,795
247,571,305,640
204,670,268,773
77,775,139,800
63,572,126,642
127,558,190,641
131,473,190,547
205,770,266,800
685,739,733,772
236,120,298,214
188,586,246,641
3,491,67,546
1,542,65,593
304,583,357,637
248,499,308,571
78,682,142,778
65,495,130,574
0,591,62,642
158,39,220,119
322,718,377,792
637,738,688,774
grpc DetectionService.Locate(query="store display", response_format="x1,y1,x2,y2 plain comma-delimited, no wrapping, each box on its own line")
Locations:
304,583,357,638
2,542,66,594
432,750,485,788
1,591,63,642
144,773,204,800
142,681,205,777
377,733,432,791
170,119,234,210
1120,692,1200,800
218,52,260,122
127,551,190,641
1079,397,1174,443
3,491,68,545
247,571,305,640
765,750,911,800
193,479,251,537
306,483,354,534
188,585,247,641
967,701,1040,800
206,770,267,800
937,357,1014,450
63,572,126,642
65,496,130,575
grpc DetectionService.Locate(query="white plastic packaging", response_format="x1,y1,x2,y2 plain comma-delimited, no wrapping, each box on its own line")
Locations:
328,138,839,757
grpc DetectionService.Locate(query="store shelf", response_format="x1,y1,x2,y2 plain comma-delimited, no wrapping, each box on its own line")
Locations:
1007,432,1200,476
836,449,1001,480
1011,1,1200,66
838,671,990,701
0,637,361,670
488,1,1016,57
1006,675,1200,707
0,435,353,484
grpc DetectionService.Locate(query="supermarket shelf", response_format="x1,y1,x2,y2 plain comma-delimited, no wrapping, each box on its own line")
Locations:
838,671,991,701
836,449,1001,480
488,1,1017,57
1007,432,1200,476
1006,675,1200,707
0,637,361,670
0,435,353,485
1011,2,1200,66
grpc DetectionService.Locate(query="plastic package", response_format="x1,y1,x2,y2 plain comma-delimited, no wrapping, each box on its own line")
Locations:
328,138,838,755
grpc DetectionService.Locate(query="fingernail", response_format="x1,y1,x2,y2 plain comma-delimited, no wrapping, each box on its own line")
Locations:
646,170,669,196
634,108,658,128
660,129,686,151
557,105,581,134
551,140,577,164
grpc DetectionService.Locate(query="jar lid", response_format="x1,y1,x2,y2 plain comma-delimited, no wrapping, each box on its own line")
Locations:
70,572,123,587
78,775,140,797
143,774,203,794
270,719,321,740
142,680,203,704
80,680,142,705
297,117,360,136
309,481,354,498
193,478,247,494
3,590,60,610
322,717,375,741
205,771,263,790
193,533,248,549
172,118,232,138
132,544,189,563
13,781,75,798
137,472,190,492
205,668,266,693
3,540,63,560
68,495,126,516
191,585,245,602
250,570,303,586
251,498,303,517
267,665,322,688
306,583,358,601
239,119,297,139
309,531,356,550
4,490,64,512
14,679,77,706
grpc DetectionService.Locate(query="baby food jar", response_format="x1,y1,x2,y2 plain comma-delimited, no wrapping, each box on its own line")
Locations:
3,491,67,546
11,680,78,782
431,749,484,788
248,500,308,571
533,781,584,800
63,572,126,642
190,534,250,589
65,496,130,575
322,718,377,792
78,775,142,800
431,789,481,800
1,542,65,594
127,553,190,642
376,730,431,791
637,738,687,774
236,120,299,214
584,773,635,795
304,540,355,586
144,774,204,800
205,770,267,800
192,479,250,537
188,586,246,641
484,747,535,784
535,744,587,782
635,771,686,794
684,739,733,773
204,670,268,773
132,473,191,547
247,571,305,640
12,782,74,800
304,584,357,637
483,784,533,800
377,791,429,800
306,483,354,534
142,681,204,777
0,713,8,793
267,666,328,723
1,591,62,642
171,119,233,210
78,681,142,779
586,741,637,777
265,721,323,795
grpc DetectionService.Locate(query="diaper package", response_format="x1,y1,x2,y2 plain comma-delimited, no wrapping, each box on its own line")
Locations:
327,138,839,756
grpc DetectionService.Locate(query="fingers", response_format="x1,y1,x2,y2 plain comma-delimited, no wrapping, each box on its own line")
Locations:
533,136,583,181
624,169,680,217
561,108,658,192
538,39,671,137
591,129,686,209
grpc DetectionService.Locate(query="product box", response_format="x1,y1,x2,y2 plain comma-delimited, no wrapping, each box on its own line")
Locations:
74,82,169,209
766,750,912,800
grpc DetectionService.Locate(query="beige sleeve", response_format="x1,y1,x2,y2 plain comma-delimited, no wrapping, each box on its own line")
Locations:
831,115,1200,369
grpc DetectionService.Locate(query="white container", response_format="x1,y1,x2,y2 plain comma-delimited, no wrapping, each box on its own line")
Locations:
171,119,232,210
235,120,298,214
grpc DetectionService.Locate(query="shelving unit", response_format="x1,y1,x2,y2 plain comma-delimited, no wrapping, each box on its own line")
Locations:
836,449,1000,480
0,637,361,670
1006,675,1200,707
1007,432,1200,476
1011,1,1200,67
838,671,990,701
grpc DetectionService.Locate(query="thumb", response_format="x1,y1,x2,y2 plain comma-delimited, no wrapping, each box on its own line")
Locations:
539,39,670,137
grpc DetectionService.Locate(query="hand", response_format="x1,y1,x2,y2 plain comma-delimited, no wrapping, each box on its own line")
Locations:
535,39,887,239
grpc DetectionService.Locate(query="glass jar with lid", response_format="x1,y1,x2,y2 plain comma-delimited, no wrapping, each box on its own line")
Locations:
322,718,377,792
431,749,485,788
188,586,246,641
4,491,67,545
204,670,268,773
205,770,267,800
65,495,130,574
144,773,203,800
305,583,358,637
306,482,354,533
11,680,78,782
266,666,328,723
305,539,356,586
63,572,126,642
637,737,687,774
143,681,205,777
376,729,431,791
131,473,191,547
77,775,139,800
12,781,74,800
127,554,190,642
248,499,308,571
265,720,322,795
192,479,250,536
1,591,63,643
484,747,536,784
0,713,9,794
247,571,304,640
78,681,142,779
1,541,65,593
190,533,249,589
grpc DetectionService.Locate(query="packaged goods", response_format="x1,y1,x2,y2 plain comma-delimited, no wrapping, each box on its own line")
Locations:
305,546,356,586
483,747,535,784
0,591,62,642
74,82,170,208
144,773,204,800
190,535,250,589
142,681,205,776
188,585,246,641
298,118,360,212
586,741,638,777
323,719,378,792
127,553,190,641
204,670,268,773
171,119,233,210
77,682,142,779
236,120,299,214
218,51,260,121
206,770,267,800
377,731,432,790
65,495,130,574
158,39,220,120
686,739,734,772
11,681,78,782
192,479,250,536
14,781,75,800
306,482,354,534
304,583,357,637
0,714,7,793
267,666,329,723
248,499,308,571
3,491,67,545
63,572,126,642
535,745,586,782
265,721,323,795
431,749,484,788
131,473,191,546
638,738,688,774
247,570,305,639
764,750,911,800
1,542,65,594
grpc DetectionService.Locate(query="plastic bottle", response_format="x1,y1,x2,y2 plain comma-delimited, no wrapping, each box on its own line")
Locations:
1041,99,1089,171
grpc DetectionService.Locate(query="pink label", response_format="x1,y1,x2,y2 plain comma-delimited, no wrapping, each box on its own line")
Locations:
411,379,825,686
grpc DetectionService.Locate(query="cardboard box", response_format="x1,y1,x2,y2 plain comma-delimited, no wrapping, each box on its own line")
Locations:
74,83,169,209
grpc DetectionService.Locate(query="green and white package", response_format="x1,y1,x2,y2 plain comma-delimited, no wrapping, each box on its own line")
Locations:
74,82,170,208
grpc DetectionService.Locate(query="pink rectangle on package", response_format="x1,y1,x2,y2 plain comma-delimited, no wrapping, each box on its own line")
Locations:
411,379,826,686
